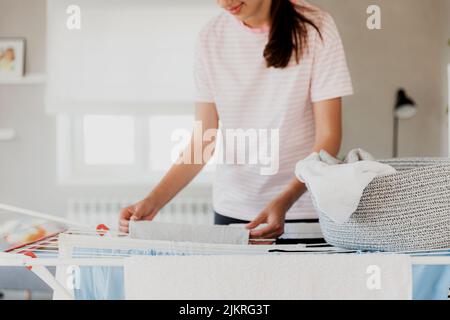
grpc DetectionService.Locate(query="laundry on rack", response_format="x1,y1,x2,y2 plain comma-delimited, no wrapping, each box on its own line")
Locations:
55,234,353,300
412,250,450,301
2,204,449,300
55,234,450,301
75,260,449,301
295,149,397,224
74,265,124,300
72,248,414,300
129,221,250,245
73,247,178,300
62,237,284,300
124,254,412,300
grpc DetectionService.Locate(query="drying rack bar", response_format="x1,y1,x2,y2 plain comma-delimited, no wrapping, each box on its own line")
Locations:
1,255,450,268
0,203,90,229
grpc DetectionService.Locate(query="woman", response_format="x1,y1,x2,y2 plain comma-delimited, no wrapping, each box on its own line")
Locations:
119,0,353,240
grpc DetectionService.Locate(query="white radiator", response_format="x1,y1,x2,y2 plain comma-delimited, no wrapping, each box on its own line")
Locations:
66,197,214,230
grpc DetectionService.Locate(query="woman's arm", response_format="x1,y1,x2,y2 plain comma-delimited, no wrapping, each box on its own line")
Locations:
247,97,342,239
119,102,218,233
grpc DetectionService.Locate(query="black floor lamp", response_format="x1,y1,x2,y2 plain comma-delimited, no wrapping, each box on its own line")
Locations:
393,89,417,158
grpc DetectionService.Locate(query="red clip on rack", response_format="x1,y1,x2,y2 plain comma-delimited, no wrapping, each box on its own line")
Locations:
96,224,110,237
23,251,37,270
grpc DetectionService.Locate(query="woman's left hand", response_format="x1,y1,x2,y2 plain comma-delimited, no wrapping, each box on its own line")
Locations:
246,202,287,241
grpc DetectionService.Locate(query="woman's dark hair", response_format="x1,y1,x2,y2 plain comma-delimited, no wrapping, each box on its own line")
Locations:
264,0,322,69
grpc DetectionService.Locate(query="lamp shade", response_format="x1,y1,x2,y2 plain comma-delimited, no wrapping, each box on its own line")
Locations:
394,89,417,119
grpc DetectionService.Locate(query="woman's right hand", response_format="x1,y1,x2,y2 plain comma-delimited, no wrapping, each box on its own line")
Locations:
119,197,160,233
117,103,217,234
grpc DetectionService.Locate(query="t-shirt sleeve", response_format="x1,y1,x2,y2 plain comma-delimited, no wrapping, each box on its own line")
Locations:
193,30,215,103
310,13,354,103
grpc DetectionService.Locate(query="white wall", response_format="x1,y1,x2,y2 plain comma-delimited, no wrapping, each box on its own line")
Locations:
0,0,448,216
0,0,181,215
439,0,450,155
312,0,445,158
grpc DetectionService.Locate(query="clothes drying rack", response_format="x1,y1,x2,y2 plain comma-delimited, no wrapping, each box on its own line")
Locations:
0,203,449,300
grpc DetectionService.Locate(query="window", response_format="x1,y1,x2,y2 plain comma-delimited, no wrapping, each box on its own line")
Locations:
57,114,214,186
149,115,194,171
83,115,136,166
49,1,220,186
46,0,219,114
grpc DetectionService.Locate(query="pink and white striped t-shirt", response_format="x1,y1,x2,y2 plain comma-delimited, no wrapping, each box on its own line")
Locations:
194,0,353,221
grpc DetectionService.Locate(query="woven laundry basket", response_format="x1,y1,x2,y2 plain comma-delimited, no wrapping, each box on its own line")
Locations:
318,158,450,252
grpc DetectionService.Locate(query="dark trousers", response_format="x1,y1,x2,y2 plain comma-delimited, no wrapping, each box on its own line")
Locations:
214,212,325,245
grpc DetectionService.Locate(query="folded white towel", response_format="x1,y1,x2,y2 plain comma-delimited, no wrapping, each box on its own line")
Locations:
295,149,397,224
124,254,412,300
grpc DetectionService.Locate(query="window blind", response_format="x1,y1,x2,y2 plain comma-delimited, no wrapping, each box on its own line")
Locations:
46,0,219,114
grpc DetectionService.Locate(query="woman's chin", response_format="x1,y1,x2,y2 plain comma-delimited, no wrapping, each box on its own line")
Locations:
235,12,252,23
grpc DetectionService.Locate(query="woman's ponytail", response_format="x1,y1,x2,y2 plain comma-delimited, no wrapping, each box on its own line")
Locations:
263,0,321,69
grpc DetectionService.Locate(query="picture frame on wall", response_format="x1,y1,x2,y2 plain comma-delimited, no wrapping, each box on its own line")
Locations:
0,37,25,81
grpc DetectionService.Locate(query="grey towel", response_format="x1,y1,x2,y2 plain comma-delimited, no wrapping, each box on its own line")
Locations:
129,221,250,245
